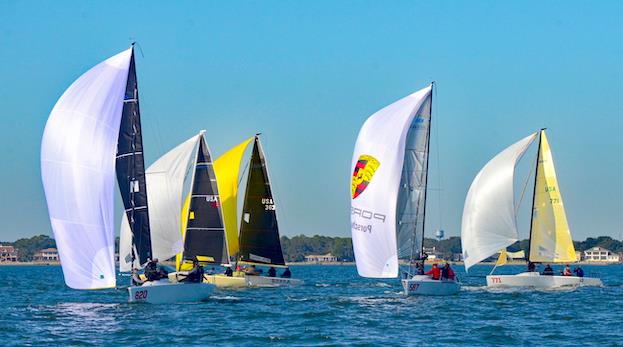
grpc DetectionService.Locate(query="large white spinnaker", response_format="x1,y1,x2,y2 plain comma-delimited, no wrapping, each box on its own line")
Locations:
120,134,200,271
41,49,132,289
351,85,432,278
461,132,538,271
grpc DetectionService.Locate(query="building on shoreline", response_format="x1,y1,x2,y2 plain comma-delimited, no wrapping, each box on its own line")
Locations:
305,253,338,263
33,248,59,262
583,247,620,263
0,245,18,262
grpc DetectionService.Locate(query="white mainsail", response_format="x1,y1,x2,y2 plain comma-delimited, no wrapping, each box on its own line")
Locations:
351,85,432,278
461,132,538,271
396,94,432,260
119,134,200,271
41,49,132,289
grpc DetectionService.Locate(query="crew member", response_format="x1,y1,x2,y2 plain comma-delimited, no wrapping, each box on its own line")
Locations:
441,263,455,281
224,265,234,277
425,263,441,280
268,267,277,277
542,264,554,276
145,258,168,281
184,258,204,283
281,267,292,278
131,268,145,286
562,264,572,276
573,266,584,278
527,261,536,272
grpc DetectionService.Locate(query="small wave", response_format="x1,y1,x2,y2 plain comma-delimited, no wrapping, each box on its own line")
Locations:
315,283,332,287
374,282,392,288
210,295,241,301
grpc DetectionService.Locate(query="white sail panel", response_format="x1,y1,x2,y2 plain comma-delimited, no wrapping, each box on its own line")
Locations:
41,49,132,289
120,134,200,271
461,132,537,271
351,85,432,278
396,95,431,260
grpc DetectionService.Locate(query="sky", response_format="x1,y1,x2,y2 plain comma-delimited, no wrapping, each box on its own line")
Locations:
1,1,622,242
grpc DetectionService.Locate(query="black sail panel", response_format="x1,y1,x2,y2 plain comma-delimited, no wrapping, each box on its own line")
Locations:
115,48,151,266
238,137,286,266
182,135,228,265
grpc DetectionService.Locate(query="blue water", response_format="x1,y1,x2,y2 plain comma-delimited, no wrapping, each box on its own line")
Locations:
1,264,622,346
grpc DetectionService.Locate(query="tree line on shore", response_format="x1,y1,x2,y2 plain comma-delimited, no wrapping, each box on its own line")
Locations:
3,234,623,262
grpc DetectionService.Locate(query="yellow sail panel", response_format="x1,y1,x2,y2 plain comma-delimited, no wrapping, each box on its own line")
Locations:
529,131,577,263
495,249,508,266
176,193,192,271
214,137,254,256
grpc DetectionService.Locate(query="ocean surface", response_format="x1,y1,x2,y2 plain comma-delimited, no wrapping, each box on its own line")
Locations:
1,264,622,346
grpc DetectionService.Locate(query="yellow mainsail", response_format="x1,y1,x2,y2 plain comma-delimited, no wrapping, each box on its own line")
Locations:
214,137,254,256
528,130,577,263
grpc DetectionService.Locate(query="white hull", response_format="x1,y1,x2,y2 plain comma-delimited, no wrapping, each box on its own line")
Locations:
401,275,460,296
486,272,603,289
128,279,215,303
244,275,303,287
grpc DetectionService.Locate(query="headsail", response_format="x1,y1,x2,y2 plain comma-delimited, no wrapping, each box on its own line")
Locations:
214,137,254,257
528,130,577,262
41,48,132,289
238,136,286,266
396,93,432,260
350,85,433,278
180,133,229,266
115,47,152,267
120,134,200,271
461,132,538,271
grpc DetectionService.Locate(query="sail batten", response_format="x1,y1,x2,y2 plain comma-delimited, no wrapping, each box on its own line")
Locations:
238,136,286,266
351,86,433,278
41,48,133,289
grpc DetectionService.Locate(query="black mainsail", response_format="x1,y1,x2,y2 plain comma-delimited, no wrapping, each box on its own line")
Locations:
181,134,228,266
115,46,152,266
238,136,286,266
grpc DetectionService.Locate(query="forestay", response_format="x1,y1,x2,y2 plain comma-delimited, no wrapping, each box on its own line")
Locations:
41,49,132,289
461,133,537,271
350,85,432,278
120,134,200,271
528,131,576,263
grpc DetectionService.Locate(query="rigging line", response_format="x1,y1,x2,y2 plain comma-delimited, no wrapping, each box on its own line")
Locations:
515,147,539,216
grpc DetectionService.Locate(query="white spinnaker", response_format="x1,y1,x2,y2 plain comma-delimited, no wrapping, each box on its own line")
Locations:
120,134,200,271
461,132,537,271
351,85,432,278
41,49,132,290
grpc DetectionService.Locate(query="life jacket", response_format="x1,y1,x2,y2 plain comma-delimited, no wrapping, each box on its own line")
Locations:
426,266,441,280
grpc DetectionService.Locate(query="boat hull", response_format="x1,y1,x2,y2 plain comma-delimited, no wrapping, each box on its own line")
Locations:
203,274,247,288
486,272,603,289
244,275,303,287
401,275,460,296
128,280,214,303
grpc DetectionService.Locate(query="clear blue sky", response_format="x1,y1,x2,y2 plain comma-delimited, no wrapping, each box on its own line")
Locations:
1,1,622,242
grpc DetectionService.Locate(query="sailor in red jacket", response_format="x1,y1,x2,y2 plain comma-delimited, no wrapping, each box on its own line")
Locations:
425,263,441,280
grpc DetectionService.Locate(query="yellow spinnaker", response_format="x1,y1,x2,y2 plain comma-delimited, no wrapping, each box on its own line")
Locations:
176,193,192,271
214,137,254,256
529,130,577,263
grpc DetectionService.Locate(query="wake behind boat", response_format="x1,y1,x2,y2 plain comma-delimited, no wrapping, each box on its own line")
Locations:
350,83,459,296
461,129,602,289
42,46,214,303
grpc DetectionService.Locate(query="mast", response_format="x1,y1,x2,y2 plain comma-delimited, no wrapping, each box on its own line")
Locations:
237,135,286,267
526,128,544,262
116,44,152,269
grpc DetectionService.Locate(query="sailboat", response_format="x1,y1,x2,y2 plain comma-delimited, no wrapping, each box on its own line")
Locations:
203,134,302,287
41,46,214,303
351,83,460,296
461,129,602,288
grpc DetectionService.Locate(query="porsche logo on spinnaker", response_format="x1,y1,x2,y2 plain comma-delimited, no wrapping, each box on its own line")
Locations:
352,154,380,199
